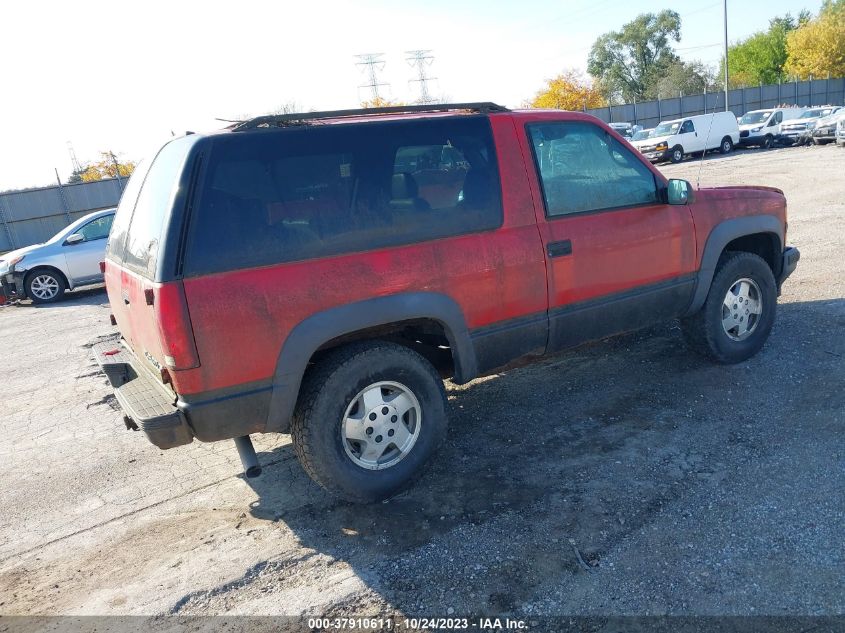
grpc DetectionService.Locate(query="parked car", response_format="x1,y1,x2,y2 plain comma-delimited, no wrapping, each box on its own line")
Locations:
608,121,635,138
636,111,740,163
837,117,845,148
629,127,654,150
810,108,845,145
95,103,799,503
0,208,115,304
737,108,805,148
779,106,841,145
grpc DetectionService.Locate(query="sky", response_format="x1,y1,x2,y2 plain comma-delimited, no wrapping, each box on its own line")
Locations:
0,0,825,190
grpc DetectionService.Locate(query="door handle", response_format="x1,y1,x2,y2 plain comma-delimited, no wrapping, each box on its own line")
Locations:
547,240,572,258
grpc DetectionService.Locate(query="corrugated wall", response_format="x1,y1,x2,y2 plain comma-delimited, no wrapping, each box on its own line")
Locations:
0,178,124,252
586,77,845,130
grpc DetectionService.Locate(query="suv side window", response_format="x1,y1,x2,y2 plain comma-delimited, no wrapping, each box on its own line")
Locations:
76,214,114,242
680,120,695,134
528,121,658,217
184,117,502,276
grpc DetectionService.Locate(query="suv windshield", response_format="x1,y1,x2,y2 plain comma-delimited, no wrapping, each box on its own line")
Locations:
739,111,772,125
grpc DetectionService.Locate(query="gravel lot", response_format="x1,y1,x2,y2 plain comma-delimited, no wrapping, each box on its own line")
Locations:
1,145,843,623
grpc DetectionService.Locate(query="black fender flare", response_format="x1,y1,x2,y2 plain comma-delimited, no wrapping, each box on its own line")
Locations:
684,215,783,316
265,291,477,433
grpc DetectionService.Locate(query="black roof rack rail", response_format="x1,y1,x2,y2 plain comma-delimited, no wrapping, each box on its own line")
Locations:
231,102,510,131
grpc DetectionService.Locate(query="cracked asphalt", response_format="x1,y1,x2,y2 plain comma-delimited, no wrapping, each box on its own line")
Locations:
0,145,843,623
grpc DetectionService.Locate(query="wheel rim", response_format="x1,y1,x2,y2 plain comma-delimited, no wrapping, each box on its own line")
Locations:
721,278,763,341
723,140,731,152
341,380,422,470
673,149,682,161
30,274,59,300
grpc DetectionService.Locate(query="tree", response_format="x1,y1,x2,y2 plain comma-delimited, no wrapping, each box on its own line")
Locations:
721,13,808,87
785,1,845,80
526,69,606,110
650,60,719,98
587,10,682,103
360,96,405,108
71,152,135,183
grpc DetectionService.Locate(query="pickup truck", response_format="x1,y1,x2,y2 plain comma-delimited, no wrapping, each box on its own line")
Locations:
94,103,799,503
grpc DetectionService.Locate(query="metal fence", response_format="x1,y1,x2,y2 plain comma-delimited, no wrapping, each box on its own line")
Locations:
0,177,124,252
586,76,845,129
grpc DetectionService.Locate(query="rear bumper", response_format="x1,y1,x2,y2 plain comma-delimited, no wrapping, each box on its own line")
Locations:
778,247,800,292
94,341,193,449
94,339,271,449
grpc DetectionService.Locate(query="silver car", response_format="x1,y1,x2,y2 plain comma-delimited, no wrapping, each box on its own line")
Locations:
0,208,115,303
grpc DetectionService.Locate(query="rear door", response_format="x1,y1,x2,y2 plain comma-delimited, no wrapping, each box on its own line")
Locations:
104,136,198,372
520,117,697,352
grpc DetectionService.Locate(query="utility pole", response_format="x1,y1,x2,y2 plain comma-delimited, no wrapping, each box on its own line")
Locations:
723,0,730,112
109,151,124,191
67,141,82,174
406,50,437,104
355,53,388,102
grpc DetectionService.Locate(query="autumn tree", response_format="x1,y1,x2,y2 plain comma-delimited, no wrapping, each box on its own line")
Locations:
360,96,406,108
587,10,682,103
69,152,135,183
526,70,606,110
785,0,845,79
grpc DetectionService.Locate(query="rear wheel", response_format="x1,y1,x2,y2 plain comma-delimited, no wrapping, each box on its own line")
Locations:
291,341,448,503
25,268,66,304
719,136,733,154
670,145,684,163
681,252,777,364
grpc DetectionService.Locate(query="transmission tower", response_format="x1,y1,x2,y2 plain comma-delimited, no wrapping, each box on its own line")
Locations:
66,141,82,173
406,50,437,104
355,53,388,101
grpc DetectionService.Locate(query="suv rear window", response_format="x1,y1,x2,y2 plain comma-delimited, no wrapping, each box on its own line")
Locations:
107,136,197,278
183,117,502,276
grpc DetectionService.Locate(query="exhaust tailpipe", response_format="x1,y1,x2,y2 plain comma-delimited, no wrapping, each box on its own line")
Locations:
234,435,262,478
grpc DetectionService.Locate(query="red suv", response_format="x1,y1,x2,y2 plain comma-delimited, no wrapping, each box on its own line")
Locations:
95,103,799,502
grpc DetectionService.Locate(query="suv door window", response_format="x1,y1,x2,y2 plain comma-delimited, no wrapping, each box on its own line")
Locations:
76,214,114,242
185,117,502,276
528,121,658,217
772,112,782,126
680,120,695,134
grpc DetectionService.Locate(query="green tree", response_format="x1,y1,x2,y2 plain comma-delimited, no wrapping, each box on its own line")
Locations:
785,1,845,79
650,60,719,98
526,69,606,110
721,12,809,87
587,10,682,103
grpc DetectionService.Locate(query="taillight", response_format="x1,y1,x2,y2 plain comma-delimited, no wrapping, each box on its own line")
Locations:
153,282,200,370
99,261,106,274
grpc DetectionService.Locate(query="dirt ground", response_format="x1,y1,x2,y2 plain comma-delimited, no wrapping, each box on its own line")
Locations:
0,144,843,625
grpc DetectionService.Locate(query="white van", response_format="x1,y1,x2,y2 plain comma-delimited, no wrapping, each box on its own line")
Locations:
737,108,805,148
636,111,740,163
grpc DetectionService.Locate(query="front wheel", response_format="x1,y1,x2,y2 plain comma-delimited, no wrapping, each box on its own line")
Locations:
681,252,777,364
291,341,448,502
762,134,774,149
670,146,684,163
25,268,66,304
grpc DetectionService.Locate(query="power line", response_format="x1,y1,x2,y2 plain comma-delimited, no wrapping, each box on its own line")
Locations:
355,53,388,101
406,50,437,104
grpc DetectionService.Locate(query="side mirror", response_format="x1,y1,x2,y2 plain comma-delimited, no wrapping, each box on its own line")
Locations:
65,233,84,245
666,179,695,205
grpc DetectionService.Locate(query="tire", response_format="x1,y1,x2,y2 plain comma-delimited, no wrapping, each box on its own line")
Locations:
24,268,66,304
291,341,448,503
670,145,684,163
681,252,777,364
719,136,733,154
762,135,774,149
